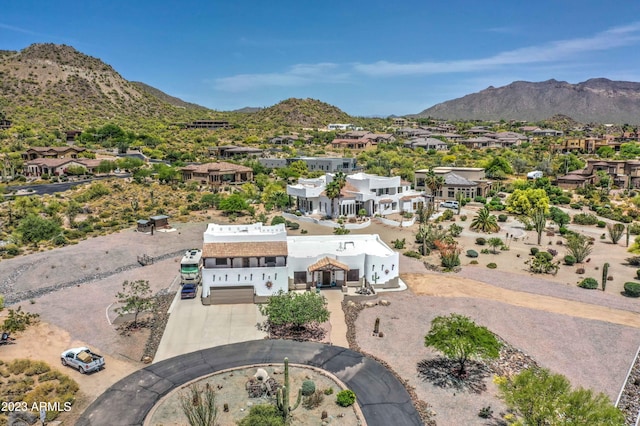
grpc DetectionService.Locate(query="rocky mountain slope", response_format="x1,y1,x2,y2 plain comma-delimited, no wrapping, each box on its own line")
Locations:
416,78,640,124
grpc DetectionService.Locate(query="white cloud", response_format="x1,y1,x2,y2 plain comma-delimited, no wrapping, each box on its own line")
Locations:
353,22,640,77
213,63,350,92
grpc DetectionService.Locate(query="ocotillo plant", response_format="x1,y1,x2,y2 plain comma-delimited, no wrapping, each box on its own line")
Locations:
276,357,301,421
627,224,631,247
374,317,380,334
602,262,609,291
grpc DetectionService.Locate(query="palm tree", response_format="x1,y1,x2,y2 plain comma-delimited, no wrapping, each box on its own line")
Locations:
333,172,347,216
325,181,340,218
470,206,500,233
425,170,445,210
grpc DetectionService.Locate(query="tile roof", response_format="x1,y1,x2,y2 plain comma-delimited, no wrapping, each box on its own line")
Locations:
181,162,253,173
202,241,288,258
444,172,476,186
308,256,349,272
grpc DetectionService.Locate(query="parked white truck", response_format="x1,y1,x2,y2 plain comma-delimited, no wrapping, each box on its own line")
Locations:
61,347,105,374
180,249,203,285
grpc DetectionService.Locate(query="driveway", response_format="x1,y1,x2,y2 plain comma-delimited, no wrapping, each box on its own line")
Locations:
153,288,267,362
77,340,422,426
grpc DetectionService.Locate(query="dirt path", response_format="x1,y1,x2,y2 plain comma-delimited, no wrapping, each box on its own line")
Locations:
402,273,640,328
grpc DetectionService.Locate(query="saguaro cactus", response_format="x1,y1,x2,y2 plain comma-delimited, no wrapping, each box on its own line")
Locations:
373,317,380,334
276,357,301,421
602,262,609,291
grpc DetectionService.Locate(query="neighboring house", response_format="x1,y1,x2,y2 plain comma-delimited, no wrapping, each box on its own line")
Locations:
287,172,428,217
582,159,640,189
200,222,400,304
328,139,375,151
392,118,407,127
327,123,358,131
403,137,448,151
180,162,254,186
213,146,263,158
363,133,396,143
0,119,11,130
552,137,601,153
24,158,101,177
22,146,86,160
414,167,492,200
259,157,358,173
183,120,230,129
269,134,313,145
340,130,372,140
65,130,82,142
556,172,595,189
457,136,501,149
531,128,563,137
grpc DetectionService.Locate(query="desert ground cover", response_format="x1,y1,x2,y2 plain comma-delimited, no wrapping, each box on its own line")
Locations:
0,204,638,424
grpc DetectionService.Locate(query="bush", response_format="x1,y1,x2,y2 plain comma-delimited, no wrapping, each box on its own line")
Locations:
336,389,356,407
301,380,316,396
564,255,576,266
403,250,422,259
460,215,467,221
323,387,334,395
530,247,539,256
476,237,486,246
636,269,640,280
573,213,599,225
271,216,286,226
441,209,454,220
624,282,640,297
470,260,479,264
237,404,285,426
627,256,640,266
596,221,606,228
536,251,553,262
474,196,486,203
486,263,497,269
303,390,324,409
547,249,558,257
466,249,479,258
498,214,508,222
578,278,599,289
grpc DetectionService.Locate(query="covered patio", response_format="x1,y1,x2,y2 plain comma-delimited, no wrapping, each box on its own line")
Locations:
307,256,349,289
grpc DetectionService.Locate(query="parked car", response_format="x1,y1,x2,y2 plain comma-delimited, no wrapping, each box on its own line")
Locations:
440,200,459,209
61,347,105,374
181,283,197,299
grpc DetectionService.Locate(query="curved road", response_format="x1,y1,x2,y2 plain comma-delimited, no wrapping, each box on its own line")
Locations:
76,340,422,426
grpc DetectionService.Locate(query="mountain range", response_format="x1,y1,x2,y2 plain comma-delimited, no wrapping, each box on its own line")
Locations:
417,79,640,124
2,43,640,129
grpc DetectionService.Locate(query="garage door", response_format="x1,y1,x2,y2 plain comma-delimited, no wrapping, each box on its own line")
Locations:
211,286,255,304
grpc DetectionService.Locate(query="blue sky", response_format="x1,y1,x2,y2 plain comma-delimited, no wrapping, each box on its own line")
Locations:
3,0,640,116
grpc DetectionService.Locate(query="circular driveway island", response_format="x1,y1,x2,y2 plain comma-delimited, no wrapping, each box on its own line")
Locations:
76,340,422,426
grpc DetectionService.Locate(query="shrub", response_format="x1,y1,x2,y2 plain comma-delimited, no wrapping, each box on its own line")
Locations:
478,406,493,419
271,216,286,226
466,249,479,258
303,390,324,409
627,256,640,266
301,380,316,396
336,389,356,407
536,251,553,262
486,263,497,269
474,196,486,203
636,269,640,280
578,278,599,289
498,214,508,222
624,282,640,297
573,213,599,225
596,221,606,228
530,247,539,256
441,209,454,220
476,237,486,246
460,215,467,221
470,260,479,264
576,267,585,274
403,250,421,259
480,249,490,254
547,249,558,257
564,255,576,266
323,387,334,395
237,404,284,426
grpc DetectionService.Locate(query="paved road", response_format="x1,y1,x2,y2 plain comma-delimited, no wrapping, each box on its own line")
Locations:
76,340,422,426
5,174,130,196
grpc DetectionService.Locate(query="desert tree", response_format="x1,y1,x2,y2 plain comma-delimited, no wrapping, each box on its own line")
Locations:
115,280,155,327
565,234,593,263
259,290,330,334
487,237,503,254
607,223,625,244
424,313,501,376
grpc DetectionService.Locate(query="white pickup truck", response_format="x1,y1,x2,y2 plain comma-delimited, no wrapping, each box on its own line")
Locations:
61,347,105,374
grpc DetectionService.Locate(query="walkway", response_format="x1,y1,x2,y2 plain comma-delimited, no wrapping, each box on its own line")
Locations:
76,340,422,426
324,289,349,346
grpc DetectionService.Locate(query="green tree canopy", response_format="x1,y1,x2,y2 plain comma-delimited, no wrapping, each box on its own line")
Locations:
497,367,625,425
115,280,155,327
424,313,501,375
219,193,249,215
506,188,550,216
470,206,500,233
259,290,330,331
16,214,62,244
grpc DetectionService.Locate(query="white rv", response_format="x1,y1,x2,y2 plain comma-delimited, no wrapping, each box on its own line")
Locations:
527,170,543,179
180,249,203,285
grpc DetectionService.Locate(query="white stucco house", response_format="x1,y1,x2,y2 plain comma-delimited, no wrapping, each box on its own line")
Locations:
286,172,428,218
200,222,399,305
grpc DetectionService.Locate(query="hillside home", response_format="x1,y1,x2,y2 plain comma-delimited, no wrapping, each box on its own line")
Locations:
328,139,375,151
200,222,399,304
0,119,11,130
531,128,563,137
24,158,101,177
180,161,253,187
259,157,358,173
22,146,86,160
287,172,427,218
403,137,448,151
184,120,230,129
414,167,492,200
327,123,359,131
209,145,263,158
